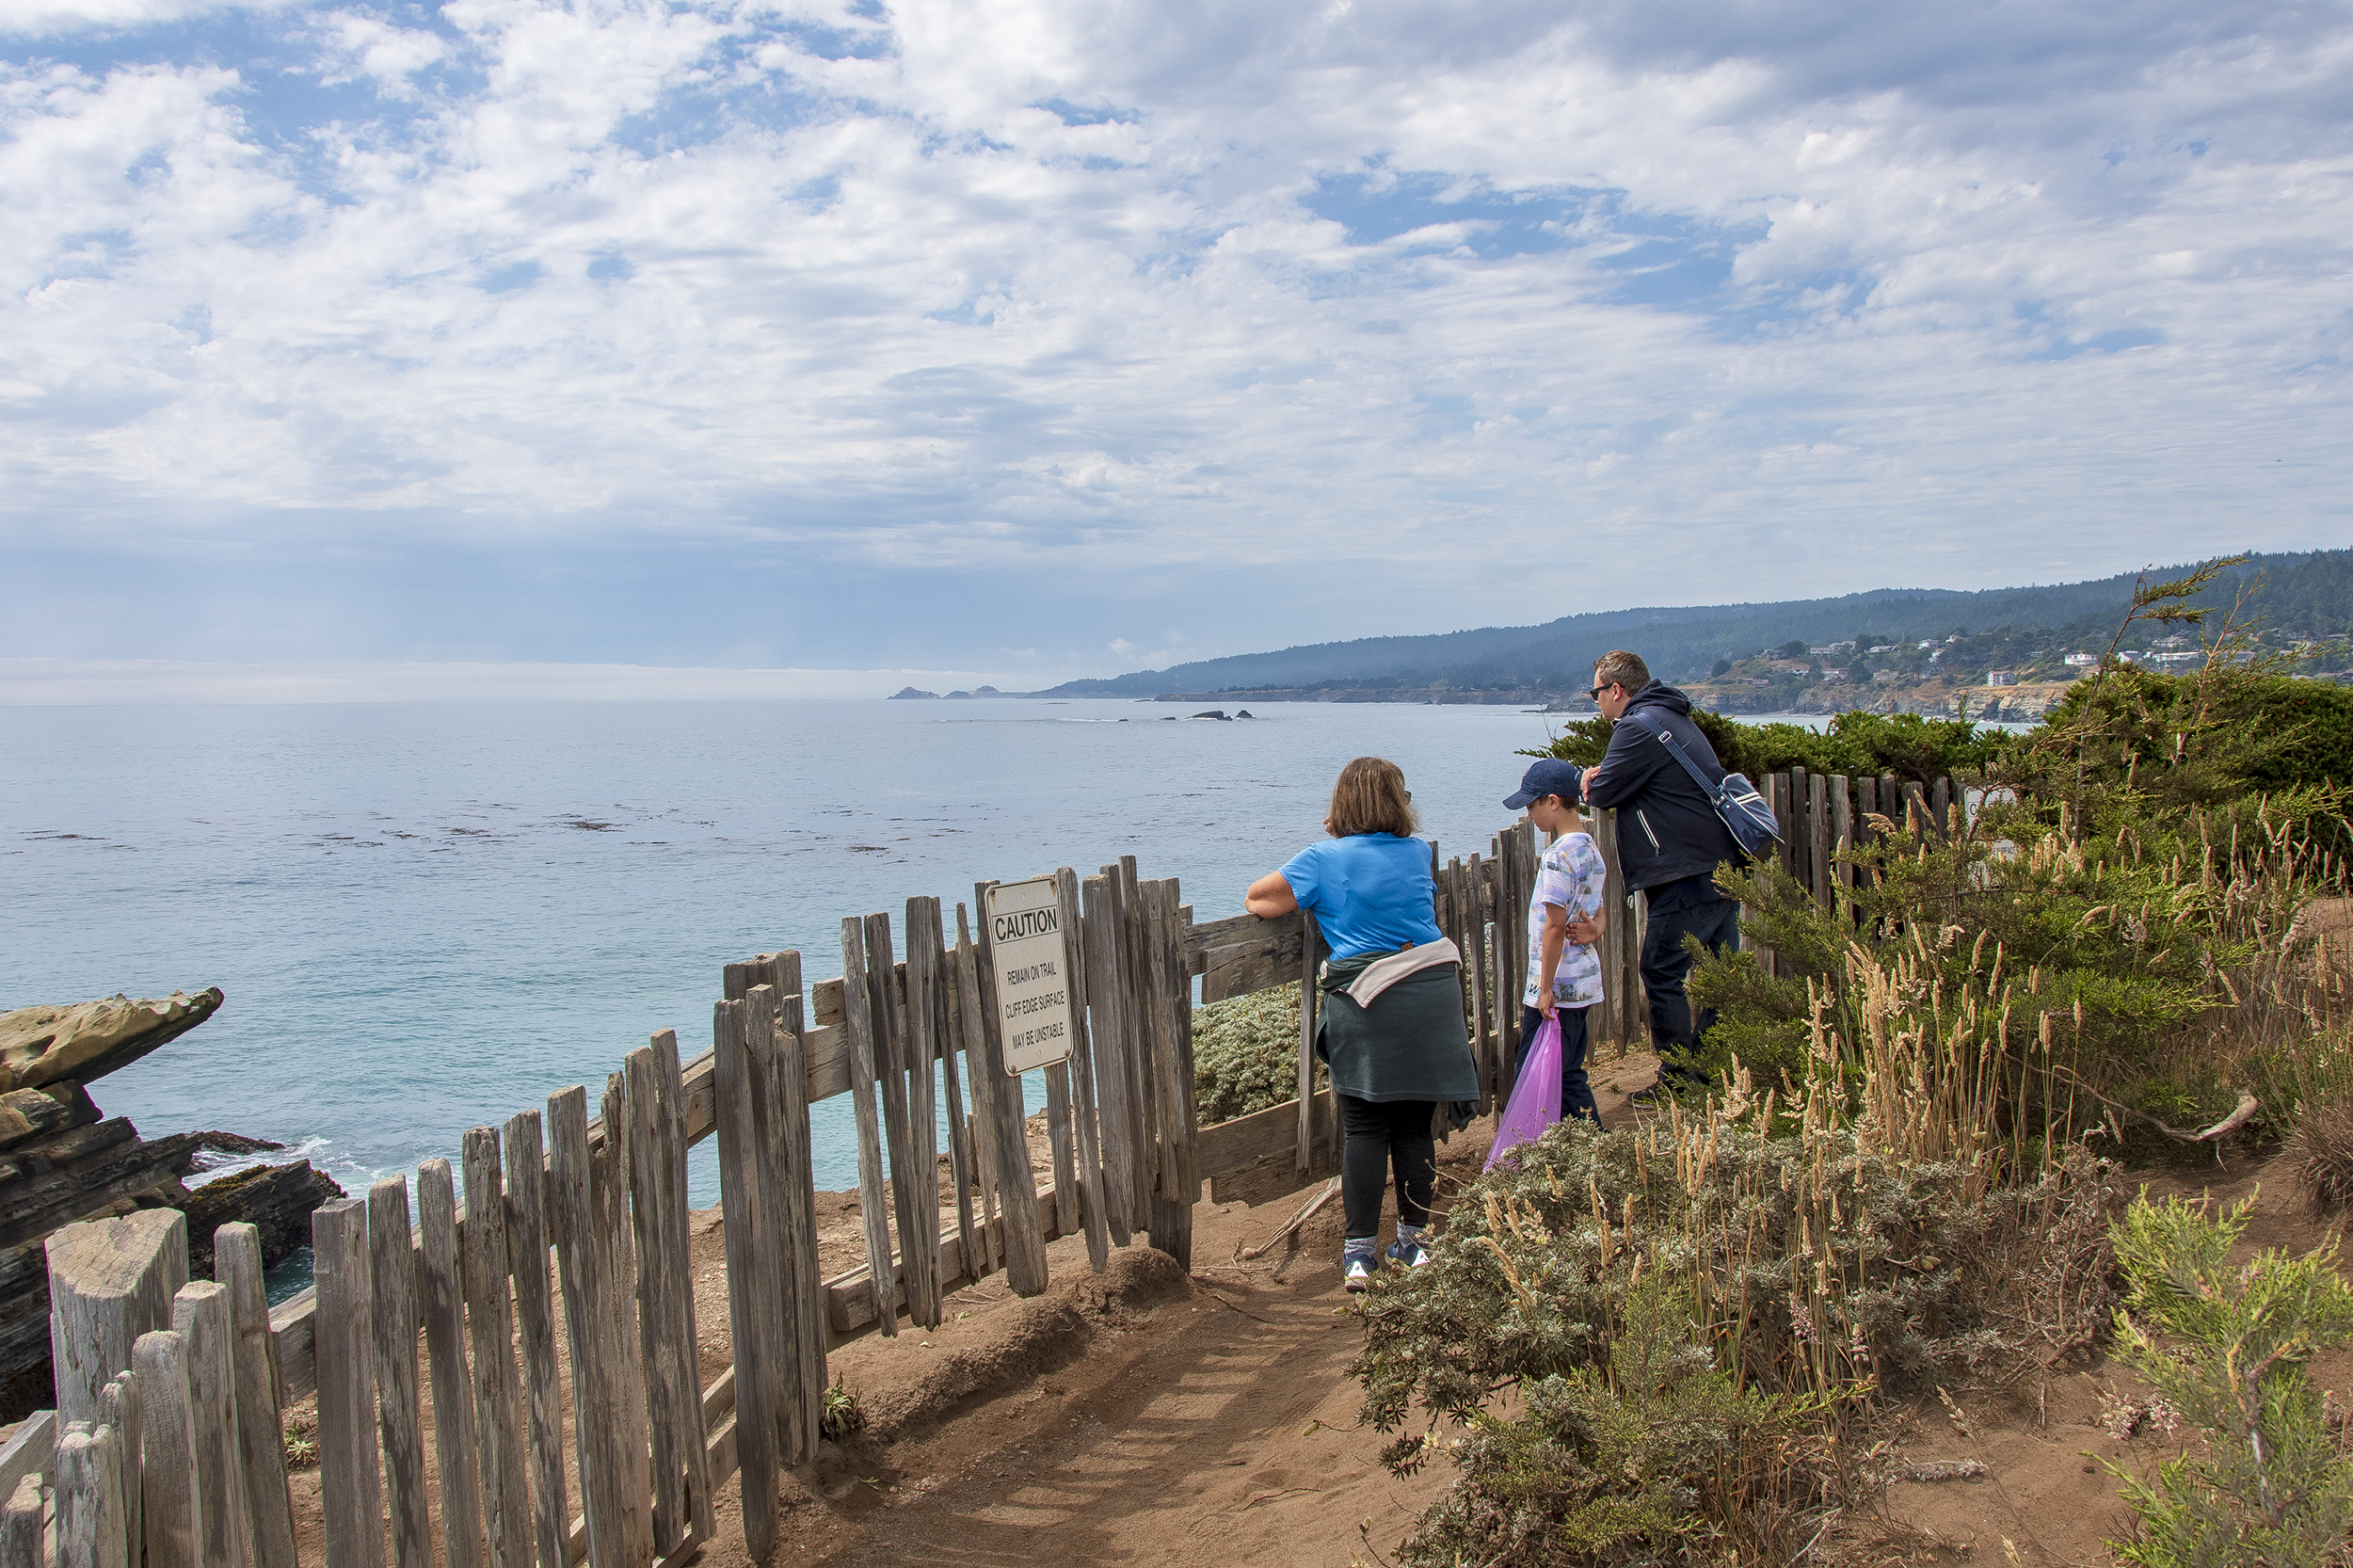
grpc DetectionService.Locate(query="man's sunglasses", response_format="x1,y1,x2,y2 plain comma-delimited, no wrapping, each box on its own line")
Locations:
1588,682,1617,699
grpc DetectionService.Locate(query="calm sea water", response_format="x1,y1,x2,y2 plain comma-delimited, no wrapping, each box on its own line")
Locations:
4,697,1628,1235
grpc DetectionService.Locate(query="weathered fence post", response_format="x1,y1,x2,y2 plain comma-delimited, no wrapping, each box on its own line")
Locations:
593,1074,655,1568
415,1159,487,1568
837,920,902,1335
308,1198,383,1568
216,1223,298,1568
499,1110,568,1568
1080,874,1137,1248
171,1280,248,1568
2,1476,42,1568
459,1127,534,1568
1052,869,1112,1273
1140,879,1194,1269
54,1419,128,1568
44,1209,186,1428
710,997,780,1561
365,1177,432,1568
97,1371,139,1563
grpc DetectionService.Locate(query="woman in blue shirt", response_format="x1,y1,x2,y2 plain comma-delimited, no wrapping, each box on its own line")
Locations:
1244,757,1477,1290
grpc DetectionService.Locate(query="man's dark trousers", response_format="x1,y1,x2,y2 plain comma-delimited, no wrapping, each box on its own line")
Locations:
1642,872,1739,1090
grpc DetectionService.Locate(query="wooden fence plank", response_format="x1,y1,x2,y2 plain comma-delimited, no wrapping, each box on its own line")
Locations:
307,1200,382,1568
500,1111,568,1568
1830,774,1854,897
1052,869,1112,1273
952,933,1004,1281
1080,874,1136,1249
727,964,800,1461
837,919,902,1336
708,1001,778,1560
2,1476,41,1568
594,1073,654,1568
135,1327,200,1568
172,1281,248,1568
913,904,983,1282
650,1032,714,1534
53,1424,119,1568
764,960,827,1463
1786,767,1809,888
1114,858,1159,1205
1043,1065,1078,1240
44,1210,186,1430
216,1224,298,1568
0,1414,53,1512
966,895,1048,1296
417,1160,488,1568
1294,910,1320,1174
545,1088,623,1568
1809,772,1832,908
1461,854,1493,1086
98,1373,139,1568
365,1179,432,1568
1142,880,1193,1268
620,1051,681,1556
862,914,935,1336
901,902,951,1325
460,1128,534,1568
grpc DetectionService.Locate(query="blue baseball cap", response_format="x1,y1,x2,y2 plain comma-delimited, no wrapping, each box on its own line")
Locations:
1504,759,1584,809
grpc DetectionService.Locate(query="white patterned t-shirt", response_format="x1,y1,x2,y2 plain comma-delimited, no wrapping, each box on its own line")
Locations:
1523,832,1608,1009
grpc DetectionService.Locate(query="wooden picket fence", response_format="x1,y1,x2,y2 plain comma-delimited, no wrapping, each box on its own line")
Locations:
5,1211,300,1568
5,772,1959,1568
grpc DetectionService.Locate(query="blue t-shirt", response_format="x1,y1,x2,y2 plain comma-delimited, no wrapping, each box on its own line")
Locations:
1279,834,1443,959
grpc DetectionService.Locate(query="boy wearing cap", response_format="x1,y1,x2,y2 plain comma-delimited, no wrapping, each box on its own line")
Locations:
1503,760,1609,1128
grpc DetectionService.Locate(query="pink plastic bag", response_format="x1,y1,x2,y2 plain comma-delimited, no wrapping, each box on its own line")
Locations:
1483,1016,1563,1173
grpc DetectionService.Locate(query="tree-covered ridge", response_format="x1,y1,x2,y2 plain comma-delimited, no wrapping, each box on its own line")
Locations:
1037,549,2353,698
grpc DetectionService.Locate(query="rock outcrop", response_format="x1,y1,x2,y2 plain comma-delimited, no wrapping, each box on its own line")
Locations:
0,989,344,1420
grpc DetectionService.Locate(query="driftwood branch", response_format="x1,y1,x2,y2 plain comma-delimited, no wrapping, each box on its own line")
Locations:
1237,1177,1341,1261
2061,1071,2259,1144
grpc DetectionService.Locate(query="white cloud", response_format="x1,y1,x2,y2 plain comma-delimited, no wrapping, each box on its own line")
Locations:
0,0,2346,667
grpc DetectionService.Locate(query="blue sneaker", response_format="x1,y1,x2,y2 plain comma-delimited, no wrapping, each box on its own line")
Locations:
1385,1236,1430,1270
1342,1255,1377,1292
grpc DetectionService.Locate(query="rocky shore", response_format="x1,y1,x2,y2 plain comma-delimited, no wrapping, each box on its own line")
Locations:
0,988,345,1418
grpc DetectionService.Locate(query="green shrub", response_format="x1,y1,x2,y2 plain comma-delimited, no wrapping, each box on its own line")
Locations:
1192,983,1321,1126
1529,707,2009,783
1355,1112,2123,1565
2105,1193,2353,1568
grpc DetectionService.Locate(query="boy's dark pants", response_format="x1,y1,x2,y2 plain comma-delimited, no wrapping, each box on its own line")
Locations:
1641,872,1741,1090
1517,1004,1603,1128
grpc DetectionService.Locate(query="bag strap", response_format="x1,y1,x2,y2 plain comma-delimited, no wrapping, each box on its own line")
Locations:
1621,709,1724,796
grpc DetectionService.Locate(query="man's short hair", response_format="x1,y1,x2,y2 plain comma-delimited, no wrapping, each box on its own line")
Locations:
1593,649,1650,692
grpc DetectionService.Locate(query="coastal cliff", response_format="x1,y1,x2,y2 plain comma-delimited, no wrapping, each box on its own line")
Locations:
0,988,344,1418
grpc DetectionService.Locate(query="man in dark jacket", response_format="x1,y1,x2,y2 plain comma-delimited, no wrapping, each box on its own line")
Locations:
1579,649,1741,1099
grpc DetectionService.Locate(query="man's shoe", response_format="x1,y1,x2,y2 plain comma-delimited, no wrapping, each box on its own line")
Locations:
1343,1256,1377,1292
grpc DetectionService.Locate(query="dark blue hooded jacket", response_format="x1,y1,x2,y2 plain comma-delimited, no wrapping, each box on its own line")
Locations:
1581,682,1740,892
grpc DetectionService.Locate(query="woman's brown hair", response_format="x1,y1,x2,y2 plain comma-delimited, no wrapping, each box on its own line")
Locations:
1326,756,1419,839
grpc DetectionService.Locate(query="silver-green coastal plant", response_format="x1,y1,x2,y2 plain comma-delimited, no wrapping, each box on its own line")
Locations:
2106,1192,2353,1568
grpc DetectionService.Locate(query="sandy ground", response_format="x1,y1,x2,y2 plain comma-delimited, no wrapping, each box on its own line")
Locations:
273,1053,2353,1568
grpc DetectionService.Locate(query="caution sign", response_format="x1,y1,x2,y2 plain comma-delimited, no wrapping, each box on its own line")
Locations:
984,875,1074,1074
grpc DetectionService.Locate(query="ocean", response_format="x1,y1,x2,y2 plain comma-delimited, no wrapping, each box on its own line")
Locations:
5,696,1628,1245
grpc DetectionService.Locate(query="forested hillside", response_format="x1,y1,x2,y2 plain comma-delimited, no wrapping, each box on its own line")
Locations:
1032,550,2353,701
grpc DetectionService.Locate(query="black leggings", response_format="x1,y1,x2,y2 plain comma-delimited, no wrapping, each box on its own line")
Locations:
1338,1094,1436,1239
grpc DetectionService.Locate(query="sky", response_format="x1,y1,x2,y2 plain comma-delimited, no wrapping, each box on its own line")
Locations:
3,0,2349,698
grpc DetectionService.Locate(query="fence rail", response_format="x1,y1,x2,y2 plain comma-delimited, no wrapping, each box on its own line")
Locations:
10,768,1955,1567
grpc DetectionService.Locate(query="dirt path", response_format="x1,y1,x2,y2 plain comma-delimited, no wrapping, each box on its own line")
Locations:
298,1050,2353,1568
683,1059,1667,1568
